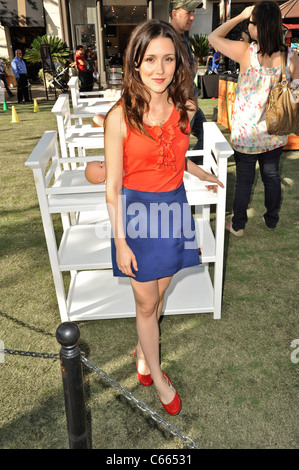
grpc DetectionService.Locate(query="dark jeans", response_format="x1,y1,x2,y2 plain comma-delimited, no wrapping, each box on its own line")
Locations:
232,147,283,231
189,108,207,164
17,74,29,102
86,72,94,91
78,71,92,92
191,108,207,149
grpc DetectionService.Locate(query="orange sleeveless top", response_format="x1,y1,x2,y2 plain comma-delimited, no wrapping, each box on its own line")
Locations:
123,105,190,192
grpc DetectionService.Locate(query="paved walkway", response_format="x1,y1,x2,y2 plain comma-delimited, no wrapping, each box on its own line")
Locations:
3,82,62,105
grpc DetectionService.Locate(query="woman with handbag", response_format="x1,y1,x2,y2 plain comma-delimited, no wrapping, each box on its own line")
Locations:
209,1,299,234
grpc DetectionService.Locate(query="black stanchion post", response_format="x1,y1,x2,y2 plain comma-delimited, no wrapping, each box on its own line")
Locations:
56,322,89,449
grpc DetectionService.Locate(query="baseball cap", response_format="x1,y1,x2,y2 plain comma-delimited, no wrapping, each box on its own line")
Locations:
169,1,203,12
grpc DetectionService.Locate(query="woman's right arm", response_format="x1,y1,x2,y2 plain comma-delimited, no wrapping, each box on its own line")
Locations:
208,7,253,73
105,106,138,277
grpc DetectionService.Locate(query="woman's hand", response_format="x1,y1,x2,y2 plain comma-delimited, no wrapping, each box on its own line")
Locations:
206,184,220,193
205,173,224,192
185,158,225,190
116,241,138,278
241,5,255,21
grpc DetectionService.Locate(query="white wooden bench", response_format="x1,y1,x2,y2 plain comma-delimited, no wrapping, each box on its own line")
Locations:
25,123,233,323
68,76,120,116
51,93,105,170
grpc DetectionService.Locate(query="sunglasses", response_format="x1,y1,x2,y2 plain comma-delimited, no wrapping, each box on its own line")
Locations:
247,20,256,26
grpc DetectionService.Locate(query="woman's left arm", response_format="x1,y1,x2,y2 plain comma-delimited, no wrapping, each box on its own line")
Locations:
185,158,224,191
186,105,224,191
290,51,299,80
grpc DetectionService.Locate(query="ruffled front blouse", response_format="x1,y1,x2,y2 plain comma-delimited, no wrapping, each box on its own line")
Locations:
122,105,190,192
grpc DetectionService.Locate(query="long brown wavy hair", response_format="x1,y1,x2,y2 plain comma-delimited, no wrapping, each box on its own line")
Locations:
107,19,195,137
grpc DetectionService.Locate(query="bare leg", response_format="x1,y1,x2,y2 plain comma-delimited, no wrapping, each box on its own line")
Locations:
156,276,173,321
135,275,172,374
131,276,175,404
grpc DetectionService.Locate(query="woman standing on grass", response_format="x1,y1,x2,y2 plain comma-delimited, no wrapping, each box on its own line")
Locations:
209,1,299,236
104,19,223,415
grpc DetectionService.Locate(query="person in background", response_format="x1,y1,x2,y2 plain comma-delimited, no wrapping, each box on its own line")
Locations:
87,44,98,69
209,1,299,235
169,0,207,159
75,45,89,92
11,50,30,103
84,47,96,91
211,49,220,73
0,58,14,97
205,43,215,74
105,19,223,415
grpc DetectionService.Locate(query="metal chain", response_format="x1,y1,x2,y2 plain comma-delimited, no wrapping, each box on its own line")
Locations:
2,348,199,449
81,355,200,450
3,348,59,360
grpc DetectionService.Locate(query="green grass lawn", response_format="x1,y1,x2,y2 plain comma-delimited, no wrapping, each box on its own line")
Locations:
0,97,298,449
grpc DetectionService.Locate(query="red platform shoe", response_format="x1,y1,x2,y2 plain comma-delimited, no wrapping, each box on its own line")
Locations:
158,372,182,416
134,346,153,386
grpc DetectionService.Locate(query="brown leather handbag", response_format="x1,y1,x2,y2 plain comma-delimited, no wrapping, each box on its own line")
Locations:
265,50,299,136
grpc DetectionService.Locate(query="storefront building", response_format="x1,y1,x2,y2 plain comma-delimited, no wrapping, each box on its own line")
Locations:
0,1,240,82
1,1,297,85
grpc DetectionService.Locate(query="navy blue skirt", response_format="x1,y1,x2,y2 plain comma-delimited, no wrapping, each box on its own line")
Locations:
111,183,200,282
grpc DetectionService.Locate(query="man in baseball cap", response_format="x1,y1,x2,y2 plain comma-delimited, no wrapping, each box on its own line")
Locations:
169,1,203,16
170,1,203,36
170,0,206,158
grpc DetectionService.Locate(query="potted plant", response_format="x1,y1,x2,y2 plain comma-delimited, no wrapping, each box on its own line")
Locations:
189,33,209,65
24,35,72,65
24,35,72,88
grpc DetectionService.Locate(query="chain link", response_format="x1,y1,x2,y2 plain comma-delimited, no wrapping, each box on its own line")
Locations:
2,348,199,449
3,348,59,360
81,355,199,450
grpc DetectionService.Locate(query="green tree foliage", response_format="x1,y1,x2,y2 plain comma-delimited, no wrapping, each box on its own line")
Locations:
24,35,72,65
